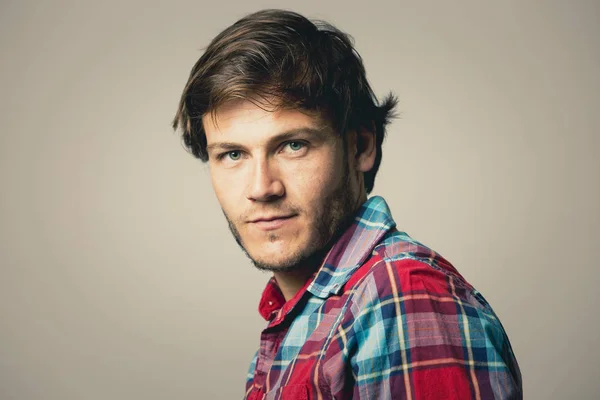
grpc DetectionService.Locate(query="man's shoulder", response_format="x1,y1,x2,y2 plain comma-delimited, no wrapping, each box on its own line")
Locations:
343,229,481,308
362,229,467,277
375,229,461,276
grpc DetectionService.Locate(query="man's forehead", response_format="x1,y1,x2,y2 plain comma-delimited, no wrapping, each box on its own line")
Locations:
202,99,330,137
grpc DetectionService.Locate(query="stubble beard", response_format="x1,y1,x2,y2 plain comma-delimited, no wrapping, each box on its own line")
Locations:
223,160,358,274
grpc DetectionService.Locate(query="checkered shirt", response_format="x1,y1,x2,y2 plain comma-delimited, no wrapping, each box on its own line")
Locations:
244,196,522,399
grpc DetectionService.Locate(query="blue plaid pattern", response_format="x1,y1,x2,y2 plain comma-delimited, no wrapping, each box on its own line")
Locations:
245,196,522,399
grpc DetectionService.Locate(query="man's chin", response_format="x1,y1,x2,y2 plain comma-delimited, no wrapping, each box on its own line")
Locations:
247,244,329,274
248,253,305,273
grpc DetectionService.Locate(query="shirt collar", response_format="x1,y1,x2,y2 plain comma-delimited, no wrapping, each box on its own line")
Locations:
257,196,396,321
307,195,396,298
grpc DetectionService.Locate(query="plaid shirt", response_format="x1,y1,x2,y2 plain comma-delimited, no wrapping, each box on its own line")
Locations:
244,196,522,399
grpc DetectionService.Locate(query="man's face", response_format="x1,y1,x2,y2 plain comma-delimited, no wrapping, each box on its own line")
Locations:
203,100,363,272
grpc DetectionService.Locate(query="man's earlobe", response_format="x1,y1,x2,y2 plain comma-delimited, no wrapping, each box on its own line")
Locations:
356,127,376,173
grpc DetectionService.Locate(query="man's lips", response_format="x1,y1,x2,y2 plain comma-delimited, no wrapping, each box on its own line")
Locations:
247,214,297,230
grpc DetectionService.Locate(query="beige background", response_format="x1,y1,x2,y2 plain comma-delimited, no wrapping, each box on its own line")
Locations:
1,1,599,399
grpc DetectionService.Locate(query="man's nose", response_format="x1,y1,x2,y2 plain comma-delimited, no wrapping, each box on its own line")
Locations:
246,158,285,202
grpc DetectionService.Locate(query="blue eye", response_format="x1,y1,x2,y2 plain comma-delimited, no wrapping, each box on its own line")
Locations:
227,151,241,160
287,142,305,151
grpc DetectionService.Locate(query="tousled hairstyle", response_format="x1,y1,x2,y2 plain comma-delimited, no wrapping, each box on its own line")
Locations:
172,9,397,193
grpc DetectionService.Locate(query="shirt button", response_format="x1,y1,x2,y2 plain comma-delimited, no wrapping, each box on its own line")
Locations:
268,301,273,306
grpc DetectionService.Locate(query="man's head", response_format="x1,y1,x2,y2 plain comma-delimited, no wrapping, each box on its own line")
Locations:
173,9,396,272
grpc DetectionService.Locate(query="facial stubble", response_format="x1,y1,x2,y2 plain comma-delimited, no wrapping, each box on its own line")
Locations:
223,160,357,273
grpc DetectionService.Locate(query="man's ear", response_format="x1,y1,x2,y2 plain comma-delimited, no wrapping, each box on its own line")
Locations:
355,125,376,173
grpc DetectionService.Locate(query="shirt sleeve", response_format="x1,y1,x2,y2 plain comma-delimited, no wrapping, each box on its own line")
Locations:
341,258,522,399
245,350,258,393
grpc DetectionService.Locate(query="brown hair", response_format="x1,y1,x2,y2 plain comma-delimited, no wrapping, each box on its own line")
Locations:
172,9,397,193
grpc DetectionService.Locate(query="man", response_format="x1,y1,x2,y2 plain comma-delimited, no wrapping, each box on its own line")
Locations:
173,9,522,400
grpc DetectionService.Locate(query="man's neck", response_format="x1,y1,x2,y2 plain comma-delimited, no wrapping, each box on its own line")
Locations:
273,269,315,302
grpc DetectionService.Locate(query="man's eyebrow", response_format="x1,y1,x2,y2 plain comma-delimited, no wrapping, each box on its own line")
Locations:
206,127,330,153
268,127,329,143
206,142,244,152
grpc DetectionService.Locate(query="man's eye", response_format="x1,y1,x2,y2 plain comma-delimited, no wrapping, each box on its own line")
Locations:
224,151,241,160
285,141,306,152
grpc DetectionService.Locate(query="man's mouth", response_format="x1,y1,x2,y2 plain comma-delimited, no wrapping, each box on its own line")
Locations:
248,214,297,230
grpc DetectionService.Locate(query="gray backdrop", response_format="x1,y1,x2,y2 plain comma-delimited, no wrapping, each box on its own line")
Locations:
1,1,598,399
